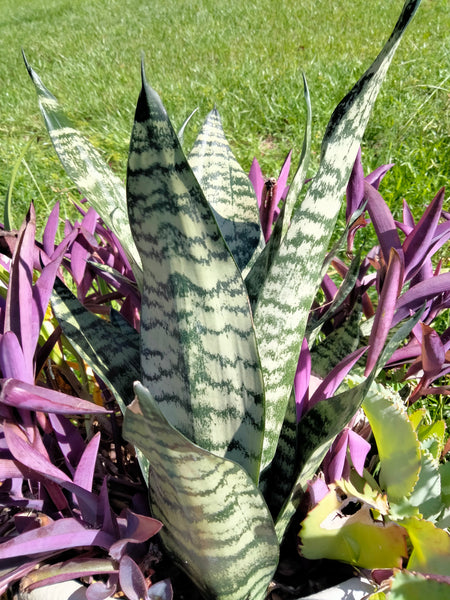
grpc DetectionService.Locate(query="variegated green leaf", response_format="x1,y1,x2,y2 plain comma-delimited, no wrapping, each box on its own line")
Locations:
124,382,279,600
23,53,142,286
274,378,373,542
51,279,140,414
188,108,264,276
281,72,312,236
309,301,362,378
252,0,421,471
260,386,297,519
127,65,264,483
51,281,150,478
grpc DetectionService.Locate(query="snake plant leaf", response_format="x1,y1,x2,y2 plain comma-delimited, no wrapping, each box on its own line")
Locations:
299,479,408,569
127,64,265,482
188,108,264,276
260,386,298,519
309,301,362,378
274,377,374,542
253,0,421,472
123,383,279,600
281,72,312,236
361,381,421,502
51,279,140,414
23,53,142,286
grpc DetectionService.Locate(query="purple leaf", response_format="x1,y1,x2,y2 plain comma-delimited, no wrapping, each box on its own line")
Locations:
365,162,394,189
71,207,98,287
402,199,415,230
5,206,36,381
364,180,402,264
346,147,364,221
86,575,118,600
21,557,118,592
365,248,404,375
0,378,109,414
119,556,148,600
42,202,60,257
148,579,173,600
248,158,264,206
275,150,292,204
0,332,28,380
421,323,445,378
48,413,86,474
0,518,115,559
307,477,329,506
73,432,100,492
393,272,450,326
403,187,445,280
109,510,162,561
347,429,371,476
309,346,368,407
294,338,310,421
322,429,349,482
3,426,98,521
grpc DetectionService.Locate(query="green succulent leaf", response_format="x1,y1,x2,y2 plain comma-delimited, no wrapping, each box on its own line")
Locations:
188,108,264,276
299,478,408,568
404,517,450,576
407,449,442,521
126,64,265,483
389,571,450,600
252,0,421,472
124,382,279,600
23,52,142,286
361,381,421,502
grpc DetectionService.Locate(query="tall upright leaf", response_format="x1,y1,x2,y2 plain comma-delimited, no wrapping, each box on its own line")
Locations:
252,0,421,471
23,53,143,286
188,108,264,276
126,64,265,482
124,383,278,600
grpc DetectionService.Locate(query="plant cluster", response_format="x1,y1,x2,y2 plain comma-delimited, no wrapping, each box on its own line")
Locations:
0,1,448,599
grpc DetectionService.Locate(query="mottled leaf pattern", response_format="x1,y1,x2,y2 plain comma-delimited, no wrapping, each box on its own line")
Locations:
51,279,140,413
274,378,373,542
124,383,278,600
252,0,421,471
23,53,142,285
188,108,264,276
127,65,264,482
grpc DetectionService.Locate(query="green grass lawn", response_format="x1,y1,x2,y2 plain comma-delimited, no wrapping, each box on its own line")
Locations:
0,0,449,233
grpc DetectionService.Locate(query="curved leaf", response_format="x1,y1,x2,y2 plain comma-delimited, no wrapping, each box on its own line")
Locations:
126,64,265,482
299,479,408,568
361,381,421,501
23,53,142,286
124,383,278,600
252,0,421,472
188,108,264,275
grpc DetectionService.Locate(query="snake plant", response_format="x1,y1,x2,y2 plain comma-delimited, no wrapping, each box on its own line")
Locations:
22,1,428,598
